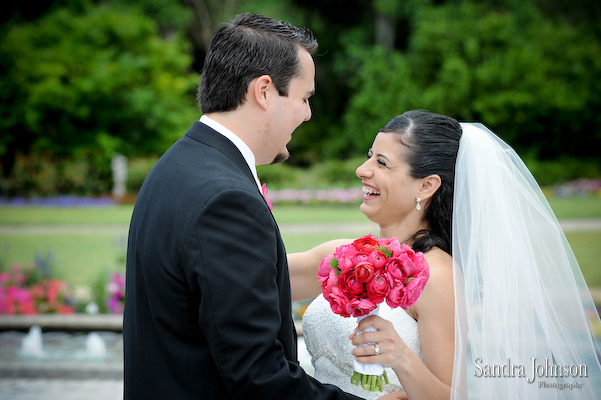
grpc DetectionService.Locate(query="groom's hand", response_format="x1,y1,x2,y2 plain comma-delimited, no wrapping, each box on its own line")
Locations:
377,392,408,400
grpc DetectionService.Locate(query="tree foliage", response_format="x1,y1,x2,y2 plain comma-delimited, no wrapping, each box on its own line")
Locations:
0,3,199,184
299,1,601,161
1,0,600,196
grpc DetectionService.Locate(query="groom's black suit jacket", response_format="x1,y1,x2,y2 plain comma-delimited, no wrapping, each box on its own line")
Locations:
124,121,363,399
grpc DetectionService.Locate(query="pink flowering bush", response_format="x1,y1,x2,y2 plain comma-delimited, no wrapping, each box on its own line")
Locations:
553,178,601,198
268,187,363,205
0,264,74,315
105,272,126,314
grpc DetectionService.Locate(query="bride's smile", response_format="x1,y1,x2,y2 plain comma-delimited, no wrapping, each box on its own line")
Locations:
362,184,380,197
356,132,427,237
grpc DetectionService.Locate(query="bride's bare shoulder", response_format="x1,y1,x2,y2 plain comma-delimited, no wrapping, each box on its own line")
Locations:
419,247,454,300
422,247,453,272
410,246,454,320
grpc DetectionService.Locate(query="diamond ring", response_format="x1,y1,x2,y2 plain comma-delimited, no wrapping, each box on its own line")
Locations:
373,343,379,356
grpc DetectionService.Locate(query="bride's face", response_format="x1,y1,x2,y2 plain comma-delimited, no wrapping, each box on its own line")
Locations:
356,132,422,227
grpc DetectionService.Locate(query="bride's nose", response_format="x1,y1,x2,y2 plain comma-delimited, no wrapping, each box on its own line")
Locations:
356,160,371,179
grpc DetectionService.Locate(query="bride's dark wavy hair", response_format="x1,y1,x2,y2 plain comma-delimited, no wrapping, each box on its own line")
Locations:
380,110,462,255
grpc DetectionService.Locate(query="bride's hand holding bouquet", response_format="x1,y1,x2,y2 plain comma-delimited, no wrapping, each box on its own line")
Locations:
318,234,429,392
349,314,413,386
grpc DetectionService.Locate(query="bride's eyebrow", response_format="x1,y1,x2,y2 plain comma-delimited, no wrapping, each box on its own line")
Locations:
376,153,391,163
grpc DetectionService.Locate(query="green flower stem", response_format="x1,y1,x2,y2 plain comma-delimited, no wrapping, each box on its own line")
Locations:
351,372,387,392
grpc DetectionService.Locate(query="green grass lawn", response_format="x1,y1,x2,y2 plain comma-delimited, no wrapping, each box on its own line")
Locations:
544,196,601,219
0,196,599,225
565,231,601,288
0,205,135,225
0,196,600,287
0,233,126,287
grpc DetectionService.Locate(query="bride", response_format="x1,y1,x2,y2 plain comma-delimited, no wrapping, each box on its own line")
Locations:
289,110,601,399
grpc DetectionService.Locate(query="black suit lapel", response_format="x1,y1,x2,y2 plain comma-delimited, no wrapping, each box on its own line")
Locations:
185,120,257,186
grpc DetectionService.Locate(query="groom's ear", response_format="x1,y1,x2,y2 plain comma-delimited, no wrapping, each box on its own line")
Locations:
419,174,442,200
251,75,274,111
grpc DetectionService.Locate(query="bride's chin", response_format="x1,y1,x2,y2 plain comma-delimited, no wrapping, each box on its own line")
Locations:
359,204,376,222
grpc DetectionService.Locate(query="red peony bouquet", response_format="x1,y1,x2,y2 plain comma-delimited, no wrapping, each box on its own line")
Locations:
318,234,430,391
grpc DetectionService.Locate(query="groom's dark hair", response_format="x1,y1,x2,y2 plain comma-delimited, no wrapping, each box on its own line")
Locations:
198,13,318,114
381,110,462,255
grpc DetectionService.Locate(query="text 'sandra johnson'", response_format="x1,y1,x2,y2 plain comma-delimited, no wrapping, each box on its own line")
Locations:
474,358,587,383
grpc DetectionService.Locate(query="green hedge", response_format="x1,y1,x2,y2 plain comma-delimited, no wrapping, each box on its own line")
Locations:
525,157,601,187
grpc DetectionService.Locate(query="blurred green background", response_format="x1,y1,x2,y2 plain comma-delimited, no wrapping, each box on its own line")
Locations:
0,0,600,312
1,0,601,195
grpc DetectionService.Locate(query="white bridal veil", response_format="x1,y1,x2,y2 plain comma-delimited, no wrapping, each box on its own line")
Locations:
450,123,601,399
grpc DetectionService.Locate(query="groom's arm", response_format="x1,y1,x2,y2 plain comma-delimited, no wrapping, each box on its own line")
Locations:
187,188,364,400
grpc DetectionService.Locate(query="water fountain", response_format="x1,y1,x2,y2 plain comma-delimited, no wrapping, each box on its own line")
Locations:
0,326,123,379
85,332,107,358
20,325,45,358
0,326,311,379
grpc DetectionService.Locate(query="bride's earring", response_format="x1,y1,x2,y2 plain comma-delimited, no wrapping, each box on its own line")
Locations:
416,197,422,211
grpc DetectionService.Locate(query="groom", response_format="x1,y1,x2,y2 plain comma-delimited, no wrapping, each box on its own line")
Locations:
124,13,399,399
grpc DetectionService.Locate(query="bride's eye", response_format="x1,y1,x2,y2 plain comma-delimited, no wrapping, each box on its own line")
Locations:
377,159,387,167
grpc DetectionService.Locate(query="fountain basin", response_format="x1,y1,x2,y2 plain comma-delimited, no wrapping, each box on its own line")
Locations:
0,314,312,379
0,314,123,333
0,329,123,379
0,315,123,379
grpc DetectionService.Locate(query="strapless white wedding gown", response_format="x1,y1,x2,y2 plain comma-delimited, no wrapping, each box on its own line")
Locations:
302,294,423,399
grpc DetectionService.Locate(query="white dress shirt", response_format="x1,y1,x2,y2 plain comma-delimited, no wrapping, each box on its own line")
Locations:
199,115,262,191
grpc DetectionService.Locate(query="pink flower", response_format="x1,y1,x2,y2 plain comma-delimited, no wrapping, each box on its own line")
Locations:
1,286,36,315
58,304,75,314
379,237,402,256
106,282,120,294
366,270,391,303
326,286,352,318
106,272,126,314
46,280,61,302
261,183,273,211
353,235,380,253
336,245,363,271
354,261,375,283
368,250,388,270
384,257,408,285
0,263,77,315
352,252,370,265
111,272,126,289
385,246,429,309
346,297,377,317
398,244,428,278
386,285,406,309
108,296,125,314
337,250,371,275
318,254,334,283
339,268,366,298
323,268,339,288
402,275,428,308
